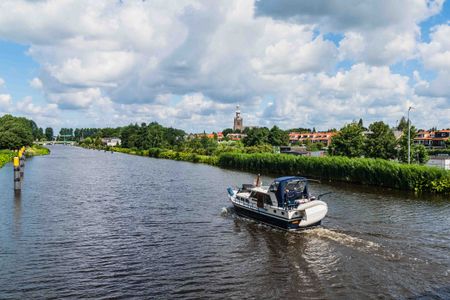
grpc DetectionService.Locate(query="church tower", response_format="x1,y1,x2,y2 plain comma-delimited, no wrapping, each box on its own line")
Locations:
233,105,243,132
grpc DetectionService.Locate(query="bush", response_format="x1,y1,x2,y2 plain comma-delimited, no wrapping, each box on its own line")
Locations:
217,153,450,194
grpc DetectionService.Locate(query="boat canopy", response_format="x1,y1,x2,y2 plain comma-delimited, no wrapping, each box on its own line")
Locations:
269,176,309,208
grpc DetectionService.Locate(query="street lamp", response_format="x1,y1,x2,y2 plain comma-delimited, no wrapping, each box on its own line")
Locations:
407,106,414,164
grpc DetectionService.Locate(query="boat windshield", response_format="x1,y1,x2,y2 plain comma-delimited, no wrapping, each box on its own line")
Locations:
285,180,305,192
268,182,279,192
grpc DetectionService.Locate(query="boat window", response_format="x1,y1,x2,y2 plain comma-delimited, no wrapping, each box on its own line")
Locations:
268,182,279,192
249,191,257,199
255,192,265,208
263,194,272,205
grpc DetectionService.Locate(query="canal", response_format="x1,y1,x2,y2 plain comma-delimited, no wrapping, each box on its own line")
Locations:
0,146,449,299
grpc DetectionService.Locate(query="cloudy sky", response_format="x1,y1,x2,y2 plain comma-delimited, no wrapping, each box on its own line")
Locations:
0,0,449,132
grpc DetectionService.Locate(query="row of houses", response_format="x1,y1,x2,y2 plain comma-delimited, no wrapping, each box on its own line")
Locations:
100,129,449,148
288,132,336,146
414,130,450,148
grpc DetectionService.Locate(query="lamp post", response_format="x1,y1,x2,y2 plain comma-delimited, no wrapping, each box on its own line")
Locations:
407,106,414,164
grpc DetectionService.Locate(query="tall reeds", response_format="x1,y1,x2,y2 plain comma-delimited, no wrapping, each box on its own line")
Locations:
218,153,450,194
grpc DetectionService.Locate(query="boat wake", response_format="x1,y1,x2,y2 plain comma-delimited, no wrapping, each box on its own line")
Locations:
303,227,381,252
220,206,234,217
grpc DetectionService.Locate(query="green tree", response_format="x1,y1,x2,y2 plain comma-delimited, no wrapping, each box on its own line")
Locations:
397,126,428,164
0,114,35,149
415,144,429,164
45,127,54,141
222,128,233,136
268,126,289,146
364,121,397,159
329,122,365,157
243,127,270,146
397,116,408,131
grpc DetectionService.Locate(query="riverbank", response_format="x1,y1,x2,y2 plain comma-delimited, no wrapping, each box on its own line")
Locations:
0,150,15,168
0,145,50,168
25,145,51,157
81,145,450,195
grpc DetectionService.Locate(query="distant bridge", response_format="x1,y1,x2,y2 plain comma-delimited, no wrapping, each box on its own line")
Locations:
35,141,76,146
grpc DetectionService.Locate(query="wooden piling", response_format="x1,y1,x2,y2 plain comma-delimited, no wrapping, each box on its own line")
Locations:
18,149,25,178
13,157,21,191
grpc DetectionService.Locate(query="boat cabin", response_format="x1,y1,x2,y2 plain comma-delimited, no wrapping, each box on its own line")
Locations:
240,176,310,209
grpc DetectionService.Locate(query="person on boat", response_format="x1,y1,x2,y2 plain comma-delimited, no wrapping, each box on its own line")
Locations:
254,174,262,187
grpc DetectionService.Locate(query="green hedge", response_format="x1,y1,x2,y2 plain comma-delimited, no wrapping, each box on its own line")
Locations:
217,153,450,194
110,147,219,165
428,149,450,156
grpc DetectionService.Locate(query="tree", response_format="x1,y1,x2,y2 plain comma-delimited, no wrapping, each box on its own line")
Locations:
397,126,429,164
364,121,397,159
415,144,429,164
45,127,54,141
329,122,365,157
397,116,408,131
358,118,364,128
222,128,233,137
243,127,270,146
268,126,289,146
0,114,35,149
38,127,44,140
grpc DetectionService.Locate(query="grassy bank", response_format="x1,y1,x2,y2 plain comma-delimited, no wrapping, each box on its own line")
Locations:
26,145,50,157
0,145,50,168
0,150,15,168
217,153,450,194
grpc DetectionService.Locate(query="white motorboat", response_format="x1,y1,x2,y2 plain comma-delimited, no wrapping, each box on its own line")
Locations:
227,176,328,230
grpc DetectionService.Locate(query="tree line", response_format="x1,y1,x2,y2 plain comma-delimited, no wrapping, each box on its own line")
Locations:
328,120,429,163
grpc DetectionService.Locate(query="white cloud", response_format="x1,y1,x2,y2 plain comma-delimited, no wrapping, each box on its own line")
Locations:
257,0,444,65
419,24,450,72
0,0,448,131
29,77,43,89
0,94,12,110
48,87,107,109
0,78,4,87
261,64,414,129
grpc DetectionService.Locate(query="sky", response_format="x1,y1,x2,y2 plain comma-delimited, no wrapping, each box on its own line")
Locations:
0,0,449,133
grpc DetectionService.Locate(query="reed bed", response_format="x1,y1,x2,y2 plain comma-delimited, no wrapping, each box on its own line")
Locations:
217,153,450,194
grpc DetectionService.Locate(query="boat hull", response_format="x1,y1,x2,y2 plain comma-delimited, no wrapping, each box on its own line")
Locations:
233,203,321,231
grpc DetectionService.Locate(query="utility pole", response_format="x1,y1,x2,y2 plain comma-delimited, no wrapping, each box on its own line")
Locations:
407,106,414,164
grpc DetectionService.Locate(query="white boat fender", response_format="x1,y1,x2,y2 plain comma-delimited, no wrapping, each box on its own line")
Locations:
227,187,235,197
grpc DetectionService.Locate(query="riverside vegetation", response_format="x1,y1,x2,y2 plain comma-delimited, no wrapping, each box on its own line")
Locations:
0,114,50,168
74,120,450,195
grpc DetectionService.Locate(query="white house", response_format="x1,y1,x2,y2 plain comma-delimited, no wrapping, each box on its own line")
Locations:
101,137,121,147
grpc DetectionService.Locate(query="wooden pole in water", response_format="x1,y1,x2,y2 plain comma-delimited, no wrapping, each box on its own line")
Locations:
13,157,21,191
18,149,25,179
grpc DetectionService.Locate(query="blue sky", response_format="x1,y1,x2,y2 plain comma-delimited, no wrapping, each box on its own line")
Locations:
0,0,449,133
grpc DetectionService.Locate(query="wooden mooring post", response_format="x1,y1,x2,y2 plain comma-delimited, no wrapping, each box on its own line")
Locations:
19,148,25,179
13,156,21,191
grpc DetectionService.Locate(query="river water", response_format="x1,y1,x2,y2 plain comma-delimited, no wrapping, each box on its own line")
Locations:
0,145,449,299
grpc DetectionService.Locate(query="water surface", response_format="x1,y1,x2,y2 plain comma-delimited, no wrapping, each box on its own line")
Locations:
0,146,449,299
